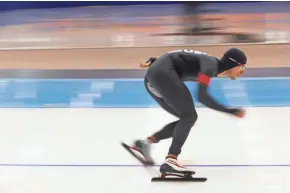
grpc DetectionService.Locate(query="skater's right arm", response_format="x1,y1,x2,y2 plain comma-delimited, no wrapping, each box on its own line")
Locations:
196,57,240,115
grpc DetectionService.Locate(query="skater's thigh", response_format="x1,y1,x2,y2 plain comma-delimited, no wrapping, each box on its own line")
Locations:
147,69,196,117
144,79,178,117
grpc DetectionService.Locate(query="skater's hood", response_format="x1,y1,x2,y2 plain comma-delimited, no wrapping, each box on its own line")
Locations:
217,48,247,73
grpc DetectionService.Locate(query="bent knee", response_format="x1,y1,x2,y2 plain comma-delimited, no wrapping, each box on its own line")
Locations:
180,109,198,126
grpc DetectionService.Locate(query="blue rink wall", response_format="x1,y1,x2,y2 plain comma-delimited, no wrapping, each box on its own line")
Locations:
0,77,289,108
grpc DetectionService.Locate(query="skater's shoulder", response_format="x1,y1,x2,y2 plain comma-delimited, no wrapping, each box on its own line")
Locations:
196,55,219,77
198,54,219,68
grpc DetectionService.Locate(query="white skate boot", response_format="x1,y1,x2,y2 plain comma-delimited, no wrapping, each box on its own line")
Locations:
159,158,195,178
131,140,155,165
151,158,207,182
121,139,155,166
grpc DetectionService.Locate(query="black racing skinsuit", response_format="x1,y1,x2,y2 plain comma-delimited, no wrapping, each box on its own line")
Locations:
144,49,238,156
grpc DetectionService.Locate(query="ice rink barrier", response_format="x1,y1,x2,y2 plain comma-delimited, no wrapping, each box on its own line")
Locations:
0,77,288,108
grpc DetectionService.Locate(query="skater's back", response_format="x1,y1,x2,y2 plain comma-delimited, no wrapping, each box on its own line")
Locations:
168,49,219,82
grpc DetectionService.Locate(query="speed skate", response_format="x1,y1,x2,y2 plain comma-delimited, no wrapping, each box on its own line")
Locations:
151,172,207,182
121,142,207,182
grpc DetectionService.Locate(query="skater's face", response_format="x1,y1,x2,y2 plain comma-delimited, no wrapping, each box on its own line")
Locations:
226,65,245,80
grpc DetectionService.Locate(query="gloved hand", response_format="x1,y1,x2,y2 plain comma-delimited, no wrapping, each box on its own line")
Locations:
228,108,246,118
140,57,157,68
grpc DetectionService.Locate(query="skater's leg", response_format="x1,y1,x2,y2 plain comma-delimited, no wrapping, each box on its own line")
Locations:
147,69,198,158
132,55,197,169
129,79,178,165
150,121,178,142
144,78,179,143
146,65,198,174
144,78,179,117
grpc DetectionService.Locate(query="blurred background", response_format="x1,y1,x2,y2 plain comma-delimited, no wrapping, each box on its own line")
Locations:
0,1,289,49
0,1,289,106
1,2,290,192
0,1,289,71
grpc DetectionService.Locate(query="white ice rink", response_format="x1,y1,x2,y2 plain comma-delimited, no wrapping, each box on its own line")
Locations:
0,107,290,193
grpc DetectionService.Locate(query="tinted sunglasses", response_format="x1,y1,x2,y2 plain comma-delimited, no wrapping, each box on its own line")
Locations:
229,57,246,72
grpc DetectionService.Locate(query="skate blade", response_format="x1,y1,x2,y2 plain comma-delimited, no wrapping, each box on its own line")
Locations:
121,142,154,166
179,170,195,175
151,177,207,182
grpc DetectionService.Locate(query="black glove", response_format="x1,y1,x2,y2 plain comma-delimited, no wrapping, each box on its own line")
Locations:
228,108,244,117
146,57,157,64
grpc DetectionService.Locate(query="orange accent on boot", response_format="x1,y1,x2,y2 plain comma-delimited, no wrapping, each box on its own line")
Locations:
166,154,178,160
147,136,157,143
